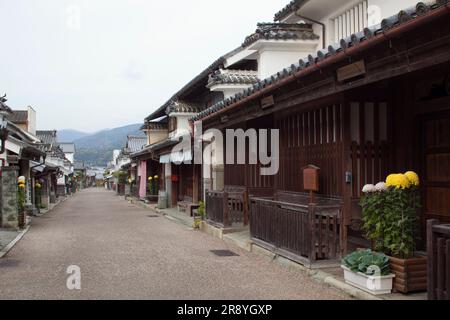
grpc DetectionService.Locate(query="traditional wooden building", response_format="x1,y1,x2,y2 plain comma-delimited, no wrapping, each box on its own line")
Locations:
36,130,69,207
191,1,450,266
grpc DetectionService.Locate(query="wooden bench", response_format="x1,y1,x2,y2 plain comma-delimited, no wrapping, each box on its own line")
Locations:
177,196,199,216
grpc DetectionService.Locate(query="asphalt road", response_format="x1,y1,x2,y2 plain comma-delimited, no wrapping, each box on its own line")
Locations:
0,189,350,300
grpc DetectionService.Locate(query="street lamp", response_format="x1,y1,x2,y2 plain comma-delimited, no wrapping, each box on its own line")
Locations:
0,94,13,155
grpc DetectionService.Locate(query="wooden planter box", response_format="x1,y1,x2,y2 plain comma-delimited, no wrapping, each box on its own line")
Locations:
389,255,427,293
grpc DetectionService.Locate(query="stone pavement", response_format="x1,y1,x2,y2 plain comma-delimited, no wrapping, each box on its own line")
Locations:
0,188,351,300
0,230,20,252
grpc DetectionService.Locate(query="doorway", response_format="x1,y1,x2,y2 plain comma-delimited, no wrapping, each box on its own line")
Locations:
421,110,450,226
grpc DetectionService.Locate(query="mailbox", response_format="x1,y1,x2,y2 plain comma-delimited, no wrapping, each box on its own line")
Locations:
302,165,320,192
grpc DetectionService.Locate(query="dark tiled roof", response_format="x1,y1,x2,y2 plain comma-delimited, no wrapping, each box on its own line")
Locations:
126,135,147,153
192,1,447,122
37,130,57,145
165,100,202,115
131,136,182,158
0,94,12,114
242,23,319,48
207,69,259,87
274,0,307,22
145,57,226,121
51,145,66,158
9,110,28,124
141,122,168,131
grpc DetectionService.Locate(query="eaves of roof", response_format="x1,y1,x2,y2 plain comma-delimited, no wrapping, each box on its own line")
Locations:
192,1,449,123
274,0,308,22
144,57,226,121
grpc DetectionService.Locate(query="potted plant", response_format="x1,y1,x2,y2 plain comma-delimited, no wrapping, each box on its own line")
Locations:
360,171,426,293
17,176,26,229
35,181,42,212
342,250,395,295
146,175,159,202
193,201,206,229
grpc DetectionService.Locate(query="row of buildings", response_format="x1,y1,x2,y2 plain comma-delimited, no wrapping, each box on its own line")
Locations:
0,97,94,229
113,0,449,274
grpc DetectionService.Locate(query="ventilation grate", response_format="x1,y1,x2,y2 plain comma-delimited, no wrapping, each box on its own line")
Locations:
0,259,21,268
210,250,239,257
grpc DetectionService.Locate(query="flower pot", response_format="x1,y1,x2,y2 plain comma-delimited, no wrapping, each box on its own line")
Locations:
341,265,395,295
18,210,26,229
389,255,427,293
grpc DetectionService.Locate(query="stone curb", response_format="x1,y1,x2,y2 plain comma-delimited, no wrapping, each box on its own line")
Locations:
247,243,382,301
0,195,71,258
0,226,30,258
125,196,195,229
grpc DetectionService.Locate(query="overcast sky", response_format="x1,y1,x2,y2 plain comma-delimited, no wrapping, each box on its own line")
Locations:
0,0,286,133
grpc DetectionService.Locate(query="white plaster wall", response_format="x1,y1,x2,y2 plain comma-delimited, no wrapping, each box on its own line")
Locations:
149,130,168,145
65,153,74,164
368,0,427,24
27,106,36,135
169,113,196,139
209,85,252,99
287,0,425,49
258,45,319,79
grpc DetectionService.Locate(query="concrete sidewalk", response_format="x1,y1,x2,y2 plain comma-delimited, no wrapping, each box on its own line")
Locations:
125,196,195,228
0,196,66,259
0,227,29,258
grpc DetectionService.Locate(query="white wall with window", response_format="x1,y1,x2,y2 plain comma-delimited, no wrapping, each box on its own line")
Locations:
282,0,424,49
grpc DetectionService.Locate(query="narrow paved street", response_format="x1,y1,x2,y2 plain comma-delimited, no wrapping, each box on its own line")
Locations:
0,189,350,300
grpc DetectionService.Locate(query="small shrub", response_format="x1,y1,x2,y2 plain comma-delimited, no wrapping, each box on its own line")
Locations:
343,250,391,276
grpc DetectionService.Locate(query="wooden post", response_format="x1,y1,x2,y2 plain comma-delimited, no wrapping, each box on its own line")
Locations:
437,238,445,300
446,239,450,300
309,190,315,204
427,219,439,300
223,191,229,227
243,190,249,226
341,100,351,256
309,203,317,263
193,165,199,204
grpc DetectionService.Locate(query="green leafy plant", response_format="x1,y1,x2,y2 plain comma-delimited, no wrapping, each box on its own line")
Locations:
360,172,421,259
197,201,206,219
343,250,391,276
17,176,26,211
383,187,420,258
361,189,387,252
113,170,128,185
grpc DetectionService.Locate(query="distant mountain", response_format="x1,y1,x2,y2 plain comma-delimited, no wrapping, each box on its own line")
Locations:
73,123,144,167
57,129,90,142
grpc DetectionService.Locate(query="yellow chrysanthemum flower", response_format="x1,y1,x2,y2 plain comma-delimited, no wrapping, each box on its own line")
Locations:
18,184,25,189
154,175,159,179
404,171,420,187
386,173,411,189
148,176,153,181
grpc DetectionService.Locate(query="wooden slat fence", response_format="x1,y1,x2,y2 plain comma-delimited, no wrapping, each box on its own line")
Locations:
428,219,450,300
205,189,249,227
351,141,390,198
250,196,342,265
